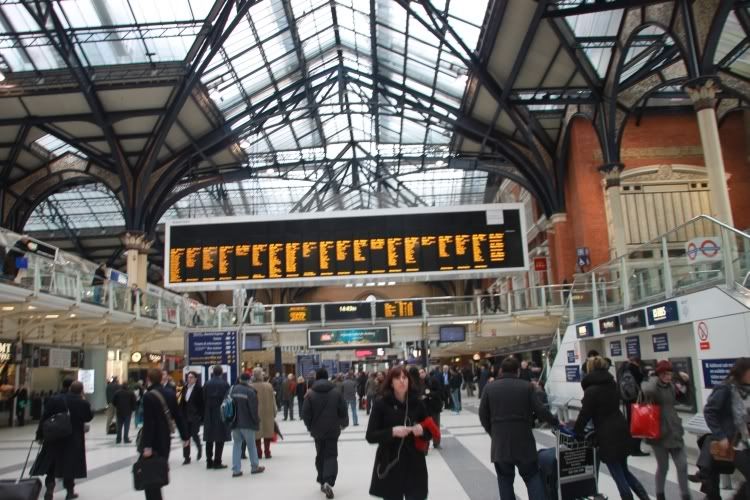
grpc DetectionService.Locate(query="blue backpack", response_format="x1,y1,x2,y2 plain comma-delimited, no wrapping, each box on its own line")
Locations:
220,387,236,424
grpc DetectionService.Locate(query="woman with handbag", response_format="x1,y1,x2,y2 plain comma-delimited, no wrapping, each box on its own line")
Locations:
574,356,649,500
641,360,691,500
702,357,750,499
366,366,433,500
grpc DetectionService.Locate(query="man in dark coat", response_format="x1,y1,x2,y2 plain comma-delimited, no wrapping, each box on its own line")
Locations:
112,382,137,444
478,364,490,398
32,379,93,500
302,368,348,499
420,367,443,449
179,370,204,464
139,368,189,500
203,365,231,469
479,357,558,500
105,376,119,432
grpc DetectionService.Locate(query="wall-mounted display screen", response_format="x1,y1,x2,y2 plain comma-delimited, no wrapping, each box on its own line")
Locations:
275,305,321,323
439,325,466,343
165,204,528,290
243,333,263,351
375,300,422,319
308,326,391,350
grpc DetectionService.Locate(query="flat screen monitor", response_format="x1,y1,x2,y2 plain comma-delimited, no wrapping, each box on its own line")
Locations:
439,325,466,343
243,333,263,351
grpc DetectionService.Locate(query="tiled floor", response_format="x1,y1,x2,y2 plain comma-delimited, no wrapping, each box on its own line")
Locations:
0,397,709,499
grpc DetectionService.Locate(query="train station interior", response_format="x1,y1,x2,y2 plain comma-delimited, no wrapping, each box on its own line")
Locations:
1,0,750,498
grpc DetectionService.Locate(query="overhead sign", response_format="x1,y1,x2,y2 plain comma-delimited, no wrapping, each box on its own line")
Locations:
625,336,641,357
620,309,647,331
77,369,95,394
324,302,371,321
702,358,736,388
567,350,575,363
652,333,669,353
296,354,321,378
375,300,422,319
648,301,679,326
308,326,391,350
534,257,548,271
576,323,594,339
275,304,321,323
0,342,13,363
599,316,621,335
686,237,722,263
164,204,528,290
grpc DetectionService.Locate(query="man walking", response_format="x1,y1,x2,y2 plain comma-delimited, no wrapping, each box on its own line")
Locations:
179,370,204,464
420,367,443,449
139,368,189,500
229,372,265,477
112,382,136,444
203,365,231,469
341,371,359,426
281,373,297,421
302,368,348,499
105,376,118,432
479,357,559,500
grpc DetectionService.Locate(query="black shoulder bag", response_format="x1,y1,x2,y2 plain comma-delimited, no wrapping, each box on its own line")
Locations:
42,396,72,442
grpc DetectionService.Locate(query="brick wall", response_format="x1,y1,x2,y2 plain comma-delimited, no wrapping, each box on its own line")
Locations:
548,110,748,283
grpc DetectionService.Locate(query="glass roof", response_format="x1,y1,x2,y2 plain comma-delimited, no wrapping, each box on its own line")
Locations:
25,184,124,231
201,0,484,157
0,0,210,71
159,167,488,221
714,10,750,78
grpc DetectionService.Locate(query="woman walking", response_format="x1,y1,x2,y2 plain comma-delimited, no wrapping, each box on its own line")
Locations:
366,366,433,500
574,356,649,500
641,360,691,500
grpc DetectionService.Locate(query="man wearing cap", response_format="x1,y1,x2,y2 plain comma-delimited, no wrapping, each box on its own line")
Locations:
642,360,691,500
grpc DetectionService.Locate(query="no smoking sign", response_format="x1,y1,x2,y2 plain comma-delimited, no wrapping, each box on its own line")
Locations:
697,321,710,350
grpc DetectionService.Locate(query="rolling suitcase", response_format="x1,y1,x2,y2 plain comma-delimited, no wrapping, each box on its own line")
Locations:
0,440,42,500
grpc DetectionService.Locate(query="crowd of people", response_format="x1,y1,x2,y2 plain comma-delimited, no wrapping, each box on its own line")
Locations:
27,355,750,500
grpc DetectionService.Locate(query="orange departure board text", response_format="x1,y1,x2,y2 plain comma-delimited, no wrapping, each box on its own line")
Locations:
166,205,526,288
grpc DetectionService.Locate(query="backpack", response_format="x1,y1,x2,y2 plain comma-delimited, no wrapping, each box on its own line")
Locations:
220,387,236,424
618,367,640,402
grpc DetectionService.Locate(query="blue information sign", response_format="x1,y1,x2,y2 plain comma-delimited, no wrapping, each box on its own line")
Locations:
296,354,321,379
647,301,679,326
610,340,622,357
567,350,576,363
625,336,641,357
702,358,737,388
652,333,669,353
565,365,581,382
186,330,239,382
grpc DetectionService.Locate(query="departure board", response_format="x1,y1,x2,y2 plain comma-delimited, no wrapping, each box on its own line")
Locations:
165,204,527,290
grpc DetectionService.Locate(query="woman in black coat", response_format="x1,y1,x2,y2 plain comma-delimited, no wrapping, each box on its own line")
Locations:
574,357,649,500
31,380,93,500
366,365,432,500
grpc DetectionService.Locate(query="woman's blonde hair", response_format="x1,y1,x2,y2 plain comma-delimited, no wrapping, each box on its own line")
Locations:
586,355,608,373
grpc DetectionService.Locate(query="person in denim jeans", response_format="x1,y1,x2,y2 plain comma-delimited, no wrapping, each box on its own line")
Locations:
574,356,649,500
229,372,265,477
448,367,463,414
341,372,359,426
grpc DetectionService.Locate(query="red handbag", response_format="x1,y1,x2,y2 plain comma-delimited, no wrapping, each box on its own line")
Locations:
414,416,441,454
629,402,661,440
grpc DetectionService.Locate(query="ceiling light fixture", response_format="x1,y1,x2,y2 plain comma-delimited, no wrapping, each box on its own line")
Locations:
0,71,5,82
45,314,59,319
1,306,14,311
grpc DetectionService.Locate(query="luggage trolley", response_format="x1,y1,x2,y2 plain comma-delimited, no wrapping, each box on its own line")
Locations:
555,428,599,500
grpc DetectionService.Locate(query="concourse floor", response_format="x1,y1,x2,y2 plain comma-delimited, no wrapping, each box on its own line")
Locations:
0,397,708,499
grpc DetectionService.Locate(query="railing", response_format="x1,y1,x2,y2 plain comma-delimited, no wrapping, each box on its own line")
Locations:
542,215,750,380
566,215,750,324
0,230,218,328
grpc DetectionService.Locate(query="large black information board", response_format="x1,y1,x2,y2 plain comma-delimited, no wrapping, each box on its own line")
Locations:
165,204,527,289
